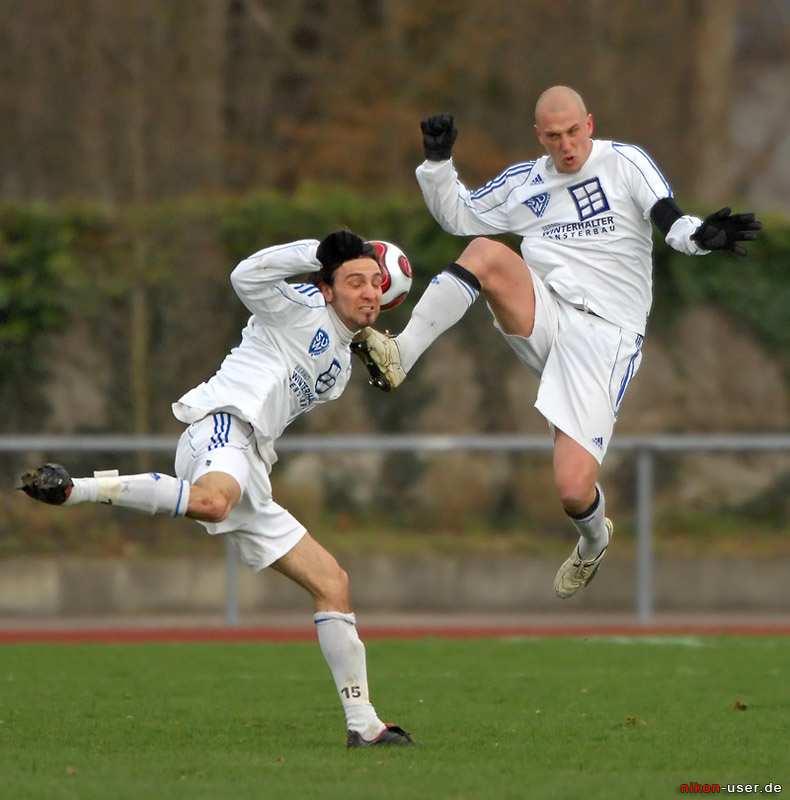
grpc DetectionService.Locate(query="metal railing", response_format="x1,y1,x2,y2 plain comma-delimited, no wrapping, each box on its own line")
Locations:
3,433,789,624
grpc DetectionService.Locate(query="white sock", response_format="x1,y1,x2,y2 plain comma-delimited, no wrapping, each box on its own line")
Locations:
568,484,609,559
64,470,190,517
314,611,384,740
395,268,479,373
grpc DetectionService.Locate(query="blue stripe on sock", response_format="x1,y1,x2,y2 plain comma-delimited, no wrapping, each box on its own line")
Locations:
444,271,479,304
314,614,355,626
173,480,185,517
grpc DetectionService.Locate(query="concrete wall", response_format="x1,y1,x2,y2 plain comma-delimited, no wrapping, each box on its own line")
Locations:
1,555,788,617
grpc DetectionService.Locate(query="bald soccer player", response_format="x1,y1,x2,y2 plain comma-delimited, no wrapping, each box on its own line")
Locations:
353,86,761,599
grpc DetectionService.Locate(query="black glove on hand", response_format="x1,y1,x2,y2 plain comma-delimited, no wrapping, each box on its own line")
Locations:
421,113,458,161
691,207,762,256
317,229,366,270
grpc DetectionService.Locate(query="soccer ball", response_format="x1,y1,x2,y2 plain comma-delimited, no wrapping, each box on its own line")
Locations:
370,240,413,311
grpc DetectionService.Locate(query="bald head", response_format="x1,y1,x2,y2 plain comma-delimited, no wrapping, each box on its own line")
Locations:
534,85,593,174
534,86,588,125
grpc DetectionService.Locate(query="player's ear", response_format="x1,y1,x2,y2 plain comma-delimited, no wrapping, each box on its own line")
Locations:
586,113,594,136
318,280,334,304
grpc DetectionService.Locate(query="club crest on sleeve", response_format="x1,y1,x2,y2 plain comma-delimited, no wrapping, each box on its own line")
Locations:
309,328,331,357
592,436,604,450
524,191,550,218
568,178,610,221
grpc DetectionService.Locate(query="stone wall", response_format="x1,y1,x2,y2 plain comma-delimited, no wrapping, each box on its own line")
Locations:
2,554,788,617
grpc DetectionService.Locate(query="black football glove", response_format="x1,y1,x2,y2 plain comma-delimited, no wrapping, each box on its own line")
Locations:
691,207,762,256
317,229,366,270
420,113,458,161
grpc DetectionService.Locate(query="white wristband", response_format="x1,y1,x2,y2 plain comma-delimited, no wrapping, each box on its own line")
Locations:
666,215,710,256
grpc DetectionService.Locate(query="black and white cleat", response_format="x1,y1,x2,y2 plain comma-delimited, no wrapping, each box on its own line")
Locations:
346,724,414,748
18,463,74,505
351,338,392,392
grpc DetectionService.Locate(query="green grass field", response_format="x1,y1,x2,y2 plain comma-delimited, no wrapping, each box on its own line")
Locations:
1,637,788,799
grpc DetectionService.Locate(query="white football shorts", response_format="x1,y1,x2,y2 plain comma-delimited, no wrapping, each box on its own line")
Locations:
493,267,643,463
174,412,306,571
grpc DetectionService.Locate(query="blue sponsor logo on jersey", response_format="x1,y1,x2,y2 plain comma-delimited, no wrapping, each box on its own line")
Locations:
309,327,330,357
315,358,342,395
530,174,544,185
592,436,604,450
568,177,610,221
524,191,550,218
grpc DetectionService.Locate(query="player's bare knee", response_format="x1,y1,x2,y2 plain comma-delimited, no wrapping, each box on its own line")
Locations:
556,473,596,511
318,565,350,608
458,236,513,286
190,490,233,523
457,237,502,281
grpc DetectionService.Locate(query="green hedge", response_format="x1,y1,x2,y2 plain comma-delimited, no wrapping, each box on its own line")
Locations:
653,213,790,354
1,190,787,434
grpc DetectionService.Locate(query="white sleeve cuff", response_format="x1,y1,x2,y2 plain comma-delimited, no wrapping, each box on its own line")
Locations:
666,215,710,256
415,157,454,178
306,241,321,269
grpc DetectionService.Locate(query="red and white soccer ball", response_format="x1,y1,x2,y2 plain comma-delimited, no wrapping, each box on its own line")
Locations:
370,240,413,311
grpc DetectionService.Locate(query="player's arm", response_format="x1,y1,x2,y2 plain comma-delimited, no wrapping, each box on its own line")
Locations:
230,238,322,315
615,142,761,256
230,232,370,317
415,113,513,236
651,199,762,257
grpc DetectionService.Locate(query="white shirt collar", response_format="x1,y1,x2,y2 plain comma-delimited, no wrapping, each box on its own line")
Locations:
326,303,356,346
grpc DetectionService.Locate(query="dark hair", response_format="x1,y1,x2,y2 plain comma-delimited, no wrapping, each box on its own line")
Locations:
309,240,377,287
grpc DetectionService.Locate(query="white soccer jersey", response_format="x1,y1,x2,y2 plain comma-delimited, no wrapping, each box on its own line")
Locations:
172,239,355,464
416,139,673,334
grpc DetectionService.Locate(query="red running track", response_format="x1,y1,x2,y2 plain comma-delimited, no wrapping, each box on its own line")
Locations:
2,623,790,644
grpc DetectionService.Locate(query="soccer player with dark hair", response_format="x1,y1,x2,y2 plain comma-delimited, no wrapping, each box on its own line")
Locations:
20,229,413,749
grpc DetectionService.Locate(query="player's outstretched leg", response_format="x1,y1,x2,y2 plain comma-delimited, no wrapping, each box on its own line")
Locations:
354,238,538,392
353,260,482,391
18,464,190,517
271,533,413,747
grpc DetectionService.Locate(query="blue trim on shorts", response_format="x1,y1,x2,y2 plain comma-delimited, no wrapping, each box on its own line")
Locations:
208,412,232,451
615,336,643,410
209,413,220,451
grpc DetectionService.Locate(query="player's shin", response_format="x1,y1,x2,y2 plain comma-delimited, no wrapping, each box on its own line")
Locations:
314,611,385,741
395,262,480,372
65,471,190,516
